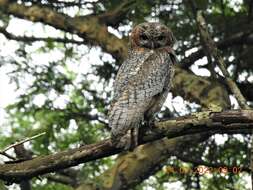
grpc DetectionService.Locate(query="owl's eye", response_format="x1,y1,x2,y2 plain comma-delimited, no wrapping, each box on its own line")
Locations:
140,34,148,40
157,35,166,41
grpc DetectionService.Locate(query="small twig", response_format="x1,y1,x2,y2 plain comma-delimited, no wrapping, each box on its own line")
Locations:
0,132,46,154
0,152,16,160
45,173,79,187
0,27,84,45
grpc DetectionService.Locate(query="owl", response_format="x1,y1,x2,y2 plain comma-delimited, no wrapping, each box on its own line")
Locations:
109,22,177,150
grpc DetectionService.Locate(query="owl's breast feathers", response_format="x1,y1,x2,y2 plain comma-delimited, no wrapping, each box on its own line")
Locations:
134,46,177,64
109,47,176,137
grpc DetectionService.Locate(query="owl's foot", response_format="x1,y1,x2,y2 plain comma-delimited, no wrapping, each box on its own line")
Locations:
111,128,139,151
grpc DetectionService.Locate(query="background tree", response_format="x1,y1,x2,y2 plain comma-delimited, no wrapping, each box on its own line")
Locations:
0,0,252,189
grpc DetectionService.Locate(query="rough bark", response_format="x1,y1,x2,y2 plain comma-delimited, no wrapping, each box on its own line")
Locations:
0,109,252,184
172,67,230,109
0,0,128,61
77,135,209,190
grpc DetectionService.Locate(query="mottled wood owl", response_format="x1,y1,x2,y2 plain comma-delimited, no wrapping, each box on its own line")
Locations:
109,22,177,150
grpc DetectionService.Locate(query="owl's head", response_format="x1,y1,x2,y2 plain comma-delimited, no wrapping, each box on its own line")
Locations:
130,22,175,49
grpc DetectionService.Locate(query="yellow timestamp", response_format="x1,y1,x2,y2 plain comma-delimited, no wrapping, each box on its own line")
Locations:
164,166,241,175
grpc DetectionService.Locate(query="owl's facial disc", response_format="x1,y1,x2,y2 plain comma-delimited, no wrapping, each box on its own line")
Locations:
131,22,175,49
138,30,168,49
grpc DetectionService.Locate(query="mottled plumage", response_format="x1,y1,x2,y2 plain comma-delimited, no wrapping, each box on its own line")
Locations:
109,22,177,150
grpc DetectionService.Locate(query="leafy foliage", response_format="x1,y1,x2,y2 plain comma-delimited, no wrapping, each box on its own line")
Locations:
0,0,252,189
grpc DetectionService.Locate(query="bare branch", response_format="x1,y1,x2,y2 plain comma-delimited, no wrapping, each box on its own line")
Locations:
188,1,252,186
0,27,84,44
180,30,253,69
195,11,249,109
0,0,127,60
0,110,252,183
45,173,79,187
98,0,135,27
0,152,15,160
0,132,45,153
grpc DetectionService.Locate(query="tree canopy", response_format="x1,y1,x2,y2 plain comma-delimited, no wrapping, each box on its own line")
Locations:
0,0,252,189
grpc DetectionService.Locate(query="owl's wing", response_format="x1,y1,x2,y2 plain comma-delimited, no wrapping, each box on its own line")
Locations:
112,50,146,101
109,50,173,137
113,50,174,99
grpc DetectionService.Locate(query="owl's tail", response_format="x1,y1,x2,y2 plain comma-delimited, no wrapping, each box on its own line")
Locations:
111,128,139,151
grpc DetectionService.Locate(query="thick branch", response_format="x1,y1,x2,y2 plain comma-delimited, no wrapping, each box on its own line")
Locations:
1,0,252,69
75,65,231,190
98,0,135,27
0,109,252,183
172,67,230,109
77,134,209,190
0,0,127,60
44,168,79,187
0,1,251,188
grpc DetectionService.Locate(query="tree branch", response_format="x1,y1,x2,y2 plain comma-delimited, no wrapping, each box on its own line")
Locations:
189,2,252,187
0,26,84,44
195,11,249,109
172,67,230,109
1,132,45,153
0,109,252,183
77,133,210,190
0,1,251,189
180,29,253,69
45,173,79,188
75,64,231,190
1,0,252,69
98,0,135,27
0,0,127,60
